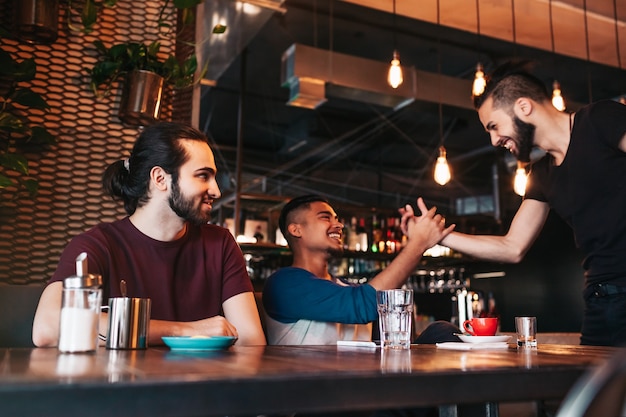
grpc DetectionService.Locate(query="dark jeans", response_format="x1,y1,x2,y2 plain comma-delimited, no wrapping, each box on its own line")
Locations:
581,291,626,347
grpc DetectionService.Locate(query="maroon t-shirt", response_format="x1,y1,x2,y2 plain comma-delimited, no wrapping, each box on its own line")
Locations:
50,218,252,321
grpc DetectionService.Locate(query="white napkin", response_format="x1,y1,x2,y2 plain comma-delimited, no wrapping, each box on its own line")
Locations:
337,340,377,349
436,342,510,350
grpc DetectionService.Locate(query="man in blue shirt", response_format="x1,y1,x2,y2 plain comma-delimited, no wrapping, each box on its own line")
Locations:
262,194,457,345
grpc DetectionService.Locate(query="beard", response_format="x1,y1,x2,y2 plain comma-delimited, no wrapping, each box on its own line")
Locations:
512,116,535,163
168,179,210,226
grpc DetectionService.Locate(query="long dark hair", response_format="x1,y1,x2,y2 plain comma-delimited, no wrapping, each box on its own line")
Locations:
102,122,209,215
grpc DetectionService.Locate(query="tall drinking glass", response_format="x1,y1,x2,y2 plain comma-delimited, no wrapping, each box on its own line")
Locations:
377,289,413,350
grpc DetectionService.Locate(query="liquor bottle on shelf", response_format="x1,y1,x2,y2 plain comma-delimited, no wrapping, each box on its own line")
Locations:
395,218,403,251
371,214,383,253
393,216,407,251
385,217,400,253
356,218,368,252
340,218,350,250
480,292,499,319
347,217,359,251
378,218,387,253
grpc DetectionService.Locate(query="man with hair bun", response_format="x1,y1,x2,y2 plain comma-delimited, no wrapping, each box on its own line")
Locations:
33,122,266,347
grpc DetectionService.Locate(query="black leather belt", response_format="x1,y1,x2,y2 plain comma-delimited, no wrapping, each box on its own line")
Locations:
585,283,626,299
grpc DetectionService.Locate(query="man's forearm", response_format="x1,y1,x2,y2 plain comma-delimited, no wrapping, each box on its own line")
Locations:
368,238,426,290
442,232,525,263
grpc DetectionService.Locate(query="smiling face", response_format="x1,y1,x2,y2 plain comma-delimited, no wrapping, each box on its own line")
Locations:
168,140,221,225
478,96,535,163
288,201,344,256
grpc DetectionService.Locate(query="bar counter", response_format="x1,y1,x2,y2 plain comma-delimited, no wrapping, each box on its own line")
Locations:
0,343,617,417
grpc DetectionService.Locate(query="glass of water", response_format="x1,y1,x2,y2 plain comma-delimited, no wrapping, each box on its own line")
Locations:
377,289,413,350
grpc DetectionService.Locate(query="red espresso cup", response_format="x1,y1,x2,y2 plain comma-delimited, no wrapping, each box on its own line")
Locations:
463,317,498,336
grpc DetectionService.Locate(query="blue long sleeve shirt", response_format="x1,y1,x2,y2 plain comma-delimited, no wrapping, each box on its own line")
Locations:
262,267,378,324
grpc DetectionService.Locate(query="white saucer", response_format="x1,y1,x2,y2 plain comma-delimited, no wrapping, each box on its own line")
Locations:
457,335,511,344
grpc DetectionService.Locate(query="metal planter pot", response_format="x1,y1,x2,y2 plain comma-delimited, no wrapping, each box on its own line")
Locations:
118,70,164,127
15,0,60,44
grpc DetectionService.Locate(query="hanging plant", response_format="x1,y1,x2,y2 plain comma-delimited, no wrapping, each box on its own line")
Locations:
83,0,209,126
0,47,55,196
89,40,204,97
67,0,119,33
89,40,206,125
68,0,202,34
157,0,203,32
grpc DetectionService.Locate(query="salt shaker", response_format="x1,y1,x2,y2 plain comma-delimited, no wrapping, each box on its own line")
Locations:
58,252,103,353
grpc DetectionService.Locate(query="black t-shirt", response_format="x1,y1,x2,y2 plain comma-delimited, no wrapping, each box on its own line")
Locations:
525,100,626,286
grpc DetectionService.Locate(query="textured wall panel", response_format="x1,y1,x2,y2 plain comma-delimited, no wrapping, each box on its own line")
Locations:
0,0,186,284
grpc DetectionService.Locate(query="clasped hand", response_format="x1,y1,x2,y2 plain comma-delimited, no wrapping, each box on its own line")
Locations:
399,197,455,247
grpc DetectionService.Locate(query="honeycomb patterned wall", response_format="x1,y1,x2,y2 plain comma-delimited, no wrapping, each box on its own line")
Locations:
0,0,192,284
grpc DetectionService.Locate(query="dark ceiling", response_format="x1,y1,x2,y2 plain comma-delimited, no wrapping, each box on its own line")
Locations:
198,0,625,222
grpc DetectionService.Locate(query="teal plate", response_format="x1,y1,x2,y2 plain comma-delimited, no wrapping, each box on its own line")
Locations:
162,336,237,351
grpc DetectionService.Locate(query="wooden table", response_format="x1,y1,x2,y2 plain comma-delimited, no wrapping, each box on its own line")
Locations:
0,343,617,417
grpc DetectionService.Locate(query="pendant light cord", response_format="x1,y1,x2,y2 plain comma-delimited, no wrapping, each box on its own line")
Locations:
329,0,333,50
437,0,443,145
548,0,555,53
329,0,333,80
614,0,622,70
511,0,518,58
475,0,481,60
583,0,592,103
583,0,591,64
392,0,397,50
614,0,624,99
548,0,560,97
313,0,317,48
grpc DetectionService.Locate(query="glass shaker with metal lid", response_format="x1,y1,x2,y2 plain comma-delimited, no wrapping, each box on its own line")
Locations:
58,252,103,353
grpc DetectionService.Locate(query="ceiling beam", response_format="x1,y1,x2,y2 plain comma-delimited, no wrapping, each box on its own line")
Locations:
341,0,625,69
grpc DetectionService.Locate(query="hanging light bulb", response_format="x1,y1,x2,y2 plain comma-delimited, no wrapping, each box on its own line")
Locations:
472,62,486,96
513,161,529,196
387,50,403,89
552,80,566,111
434,146,451,186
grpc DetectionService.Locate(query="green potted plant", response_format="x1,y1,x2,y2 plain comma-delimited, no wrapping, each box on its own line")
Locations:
89,40,204,126
68,0,200,34
67,0,118,33
0,47,55,196
156,0,203,31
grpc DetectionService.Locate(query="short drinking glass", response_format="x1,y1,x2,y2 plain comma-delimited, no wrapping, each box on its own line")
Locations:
377,289,413,350
515,316,537,348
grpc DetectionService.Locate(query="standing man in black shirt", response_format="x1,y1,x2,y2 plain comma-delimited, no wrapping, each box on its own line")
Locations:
405,61,626,346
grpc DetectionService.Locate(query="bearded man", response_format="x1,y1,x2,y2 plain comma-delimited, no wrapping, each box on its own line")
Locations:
33,122,266,347
404,61,626,346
